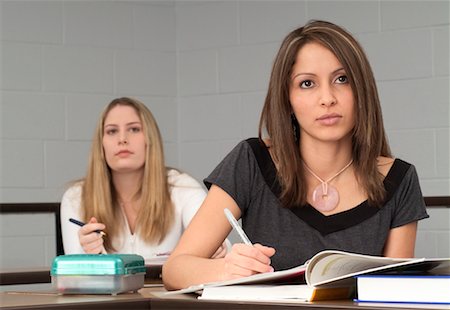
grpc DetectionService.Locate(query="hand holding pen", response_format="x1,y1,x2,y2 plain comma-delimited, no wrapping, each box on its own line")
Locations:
69,218,106,236
223,208,275,278
70,217,107,254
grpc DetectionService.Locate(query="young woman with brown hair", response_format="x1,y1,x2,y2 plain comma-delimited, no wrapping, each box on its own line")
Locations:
163,20,428,290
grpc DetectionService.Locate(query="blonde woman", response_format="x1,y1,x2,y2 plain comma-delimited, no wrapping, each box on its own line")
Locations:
61,97,227,259
163,20,428,290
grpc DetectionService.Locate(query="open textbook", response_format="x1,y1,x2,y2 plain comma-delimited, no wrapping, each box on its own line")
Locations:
166,250,450,301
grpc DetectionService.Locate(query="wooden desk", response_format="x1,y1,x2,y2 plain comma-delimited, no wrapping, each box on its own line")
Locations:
0,288,150,309
2,286,449,310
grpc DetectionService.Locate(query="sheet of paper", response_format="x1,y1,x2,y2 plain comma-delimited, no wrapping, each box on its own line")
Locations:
199,284,314,301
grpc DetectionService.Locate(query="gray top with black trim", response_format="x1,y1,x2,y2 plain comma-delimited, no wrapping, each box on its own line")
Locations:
204,138,429,271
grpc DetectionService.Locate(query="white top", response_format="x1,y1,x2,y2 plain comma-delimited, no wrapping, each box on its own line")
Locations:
60,169,206,260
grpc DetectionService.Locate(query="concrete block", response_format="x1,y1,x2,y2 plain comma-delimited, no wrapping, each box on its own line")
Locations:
1,1,62,43
176,1,238,50
178,49,218,96
219,43,277,92
115,50,176,96
64,1,133,48
1,92,65,140
2,42,41,91
240,1,307,44
179,94,241,142
43,46,113,93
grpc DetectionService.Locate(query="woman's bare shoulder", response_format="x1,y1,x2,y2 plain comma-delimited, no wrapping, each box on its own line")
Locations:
377,156,395,177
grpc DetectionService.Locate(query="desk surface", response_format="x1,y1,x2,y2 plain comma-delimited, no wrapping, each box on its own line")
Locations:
1,285,449,310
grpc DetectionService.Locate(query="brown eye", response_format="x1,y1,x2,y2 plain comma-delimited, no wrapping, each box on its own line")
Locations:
300,80,314,88
105,128,118,135
129,127,141,133
336,75,348,84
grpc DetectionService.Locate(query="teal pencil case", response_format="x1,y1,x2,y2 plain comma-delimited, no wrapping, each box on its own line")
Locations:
51,254,146,295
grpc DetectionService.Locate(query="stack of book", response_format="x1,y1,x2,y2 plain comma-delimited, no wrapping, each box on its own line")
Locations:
166,250,450,303
355,274,450,304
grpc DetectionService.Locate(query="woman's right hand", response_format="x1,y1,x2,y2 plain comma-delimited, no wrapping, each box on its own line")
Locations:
222,243,275,280
78,217,107,254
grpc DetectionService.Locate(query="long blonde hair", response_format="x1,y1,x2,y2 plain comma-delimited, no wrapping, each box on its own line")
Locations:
81,97,174,251
259,20,391,208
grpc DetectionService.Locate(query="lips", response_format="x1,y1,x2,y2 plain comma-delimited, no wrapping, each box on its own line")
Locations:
116,150,133,157
316,113,342,125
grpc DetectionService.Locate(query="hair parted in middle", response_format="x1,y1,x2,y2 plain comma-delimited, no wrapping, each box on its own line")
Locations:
258,20,391,208
81,97,174,251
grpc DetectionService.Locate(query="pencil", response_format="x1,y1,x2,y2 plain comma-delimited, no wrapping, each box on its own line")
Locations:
69,218,107,236
224,208,252,246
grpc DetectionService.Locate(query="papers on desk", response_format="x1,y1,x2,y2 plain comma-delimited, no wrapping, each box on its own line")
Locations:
145,254,169,266
165,263,307,296
198,284,353,302
199,284,314,301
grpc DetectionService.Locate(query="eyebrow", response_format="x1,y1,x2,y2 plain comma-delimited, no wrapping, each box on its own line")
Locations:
104,121,141,128
292,67,345,80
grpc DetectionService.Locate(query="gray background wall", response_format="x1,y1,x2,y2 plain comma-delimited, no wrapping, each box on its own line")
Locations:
0,0,449,268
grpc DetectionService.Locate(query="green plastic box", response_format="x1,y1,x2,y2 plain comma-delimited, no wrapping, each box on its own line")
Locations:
51,254,146,295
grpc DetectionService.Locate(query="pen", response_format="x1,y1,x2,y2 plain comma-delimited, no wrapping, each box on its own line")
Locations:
69,218,107,236
224,208,252,246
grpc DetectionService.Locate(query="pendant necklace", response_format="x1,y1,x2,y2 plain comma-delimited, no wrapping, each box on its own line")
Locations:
303,159,353,212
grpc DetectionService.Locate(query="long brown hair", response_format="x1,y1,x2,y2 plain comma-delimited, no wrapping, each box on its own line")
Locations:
81,97,174,251
259,20,391,208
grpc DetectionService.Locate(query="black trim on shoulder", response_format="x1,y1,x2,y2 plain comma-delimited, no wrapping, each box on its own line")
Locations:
383,159,411,204
246,138,282,196
245,138,412,236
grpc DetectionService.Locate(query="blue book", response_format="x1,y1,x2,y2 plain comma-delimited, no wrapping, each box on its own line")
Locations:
356,274,450,304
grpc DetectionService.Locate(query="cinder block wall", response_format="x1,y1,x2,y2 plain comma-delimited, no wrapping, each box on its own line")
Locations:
1,1,178,203
1,1,448,268
0,0,178,268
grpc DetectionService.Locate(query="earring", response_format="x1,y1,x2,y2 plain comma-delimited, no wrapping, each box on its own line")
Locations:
291,113,300,144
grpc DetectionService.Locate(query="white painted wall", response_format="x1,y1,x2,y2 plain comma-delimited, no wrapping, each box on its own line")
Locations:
0,0,448,268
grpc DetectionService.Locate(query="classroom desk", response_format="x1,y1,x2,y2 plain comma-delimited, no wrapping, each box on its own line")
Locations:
1,285,449,310
0,286,150,310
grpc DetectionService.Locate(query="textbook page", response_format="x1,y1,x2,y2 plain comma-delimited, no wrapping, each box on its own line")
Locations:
199,284,355,302
305,250,419,286
199,284,314,301
165,263,308,295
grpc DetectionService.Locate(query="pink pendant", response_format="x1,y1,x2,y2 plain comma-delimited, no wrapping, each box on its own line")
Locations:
311,183,339,212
